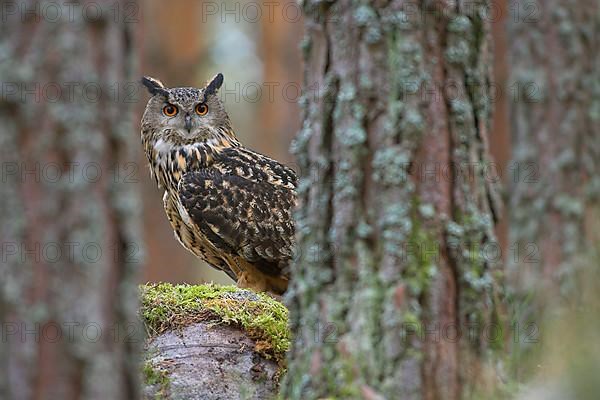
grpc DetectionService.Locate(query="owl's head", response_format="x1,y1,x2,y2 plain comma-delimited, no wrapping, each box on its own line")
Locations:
140,74,234,145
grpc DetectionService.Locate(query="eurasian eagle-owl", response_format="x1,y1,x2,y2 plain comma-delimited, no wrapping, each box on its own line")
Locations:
140,74,296,294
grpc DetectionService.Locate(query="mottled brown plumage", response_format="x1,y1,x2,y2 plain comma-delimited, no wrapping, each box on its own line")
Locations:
140,74,296,294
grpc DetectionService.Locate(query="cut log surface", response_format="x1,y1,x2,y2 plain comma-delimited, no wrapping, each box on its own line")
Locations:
144,321,280,400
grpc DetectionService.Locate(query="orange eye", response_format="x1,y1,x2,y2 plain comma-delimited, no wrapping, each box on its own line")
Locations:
163,104,178,117
195,103,208,116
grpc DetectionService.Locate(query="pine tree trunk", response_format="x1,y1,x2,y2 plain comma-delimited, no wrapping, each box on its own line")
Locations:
0,2,142,399
507,0,600,298
283,1,502,399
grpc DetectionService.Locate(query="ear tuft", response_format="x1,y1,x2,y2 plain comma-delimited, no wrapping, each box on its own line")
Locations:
141,76,168,96
203,73,224,100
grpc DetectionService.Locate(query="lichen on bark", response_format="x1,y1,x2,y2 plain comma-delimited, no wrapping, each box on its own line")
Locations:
283,1,503,399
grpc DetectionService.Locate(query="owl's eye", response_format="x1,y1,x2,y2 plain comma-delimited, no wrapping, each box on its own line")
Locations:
163,104,178,117
195,103,208,116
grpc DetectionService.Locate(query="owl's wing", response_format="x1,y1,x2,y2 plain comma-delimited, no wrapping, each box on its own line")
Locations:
216,147,297,190
177,169,295,279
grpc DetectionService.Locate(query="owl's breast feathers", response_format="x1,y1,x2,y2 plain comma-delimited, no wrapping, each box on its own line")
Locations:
154,140,297,294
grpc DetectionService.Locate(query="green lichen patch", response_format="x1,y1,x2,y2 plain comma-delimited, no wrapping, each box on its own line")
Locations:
143,360,171,399
140,283,290,364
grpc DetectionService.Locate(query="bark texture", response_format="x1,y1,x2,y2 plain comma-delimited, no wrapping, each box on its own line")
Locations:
144,322,280,400
507,0,600,299
0,2,142,399
284,1,502,399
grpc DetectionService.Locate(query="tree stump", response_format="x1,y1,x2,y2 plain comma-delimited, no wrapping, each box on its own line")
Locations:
140,284,288,400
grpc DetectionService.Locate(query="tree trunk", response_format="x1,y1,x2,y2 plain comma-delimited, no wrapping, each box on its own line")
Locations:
0,2,142,399
507,0,600,300
284,1,502,399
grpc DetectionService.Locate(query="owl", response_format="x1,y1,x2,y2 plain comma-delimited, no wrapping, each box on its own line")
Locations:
140,74,296,295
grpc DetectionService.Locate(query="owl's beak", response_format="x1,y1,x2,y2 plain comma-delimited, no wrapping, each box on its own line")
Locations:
184,113,192,133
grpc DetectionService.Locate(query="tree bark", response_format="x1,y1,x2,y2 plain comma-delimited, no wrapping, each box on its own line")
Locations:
284,1,502,399
0,2,142,399
507,0,600,300
143,319,280,400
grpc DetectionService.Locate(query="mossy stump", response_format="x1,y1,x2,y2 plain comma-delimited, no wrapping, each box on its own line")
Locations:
140,283,290,400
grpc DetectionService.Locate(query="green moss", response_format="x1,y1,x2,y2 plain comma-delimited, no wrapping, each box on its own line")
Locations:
143,361,170,399
405,200,438,297
405,237,437,296
140,283,290,364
